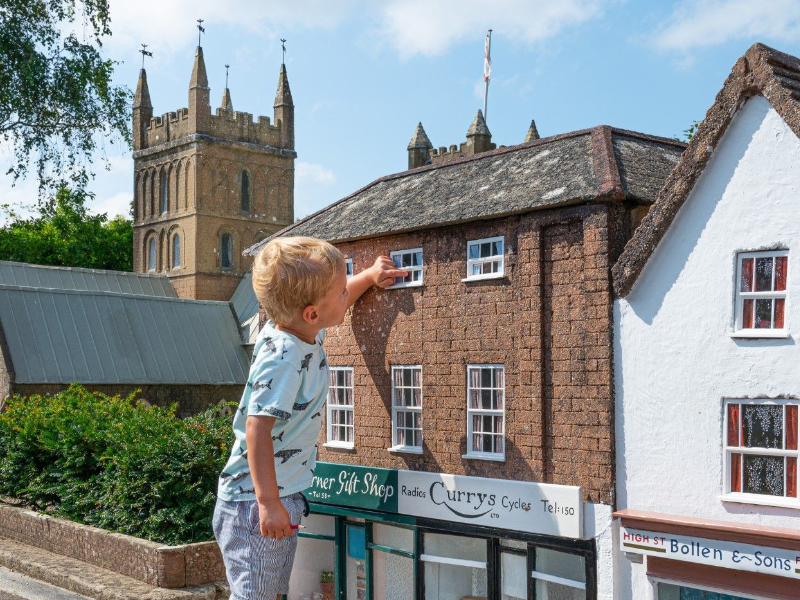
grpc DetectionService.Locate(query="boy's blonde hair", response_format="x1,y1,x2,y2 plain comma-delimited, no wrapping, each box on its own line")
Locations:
252,236,346,325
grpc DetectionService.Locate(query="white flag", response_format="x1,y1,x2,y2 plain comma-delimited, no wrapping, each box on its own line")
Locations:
484,31,492,82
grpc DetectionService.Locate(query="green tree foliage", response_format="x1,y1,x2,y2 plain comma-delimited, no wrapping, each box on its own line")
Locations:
0,0,131,196
0,385,235,545
0,187,133,270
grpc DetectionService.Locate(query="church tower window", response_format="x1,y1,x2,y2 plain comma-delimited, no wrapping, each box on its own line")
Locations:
172,234,181,269
148,238,157,272
241,170,250,212
161,170,169,214
221,233,233,269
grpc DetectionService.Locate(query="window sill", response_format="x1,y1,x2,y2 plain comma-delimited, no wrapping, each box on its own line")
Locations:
323,441,355,451
387,445,423,454
719,493,800,509
462,452,505,462
462,273,505,282
387,281,424,290
729,330,790,339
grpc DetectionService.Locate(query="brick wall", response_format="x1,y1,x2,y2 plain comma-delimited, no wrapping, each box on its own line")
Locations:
318,204,616,504
10,383,244,418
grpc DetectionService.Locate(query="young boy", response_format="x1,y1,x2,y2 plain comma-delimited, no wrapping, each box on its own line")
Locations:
213,236,405,600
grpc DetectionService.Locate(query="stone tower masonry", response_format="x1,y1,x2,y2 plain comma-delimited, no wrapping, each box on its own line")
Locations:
132,45,296,301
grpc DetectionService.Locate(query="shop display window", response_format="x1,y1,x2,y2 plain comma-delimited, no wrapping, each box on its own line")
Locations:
531,547,586,599
289,514,335,600
421,532,488,600
372,524,415,600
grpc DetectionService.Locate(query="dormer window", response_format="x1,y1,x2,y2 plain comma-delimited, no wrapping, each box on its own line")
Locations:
464,236,504,281
389,248,423,288
734,250,788,337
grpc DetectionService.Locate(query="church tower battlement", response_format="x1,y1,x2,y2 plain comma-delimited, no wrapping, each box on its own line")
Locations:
132,43,296,301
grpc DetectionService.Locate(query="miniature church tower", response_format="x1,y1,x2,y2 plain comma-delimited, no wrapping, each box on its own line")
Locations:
132,42,296,301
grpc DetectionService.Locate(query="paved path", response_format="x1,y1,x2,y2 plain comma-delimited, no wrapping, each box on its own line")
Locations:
0,566,91,600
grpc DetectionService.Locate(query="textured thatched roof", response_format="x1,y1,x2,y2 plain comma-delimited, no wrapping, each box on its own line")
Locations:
246,126,685,254
613,43,800,297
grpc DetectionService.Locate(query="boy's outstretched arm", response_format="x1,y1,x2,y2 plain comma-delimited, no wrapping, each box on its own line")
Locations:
346,255,407,309
246,415,295,541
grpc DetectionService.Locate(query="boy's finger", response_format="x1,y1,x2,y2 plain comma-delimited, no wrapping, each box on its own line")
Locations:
383,269,408,277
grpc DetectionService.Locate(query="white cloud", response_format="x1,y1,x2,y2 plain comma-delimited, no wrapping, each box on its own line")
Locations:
377,0,607,59
296,161,336,186
105,0,361,58
90,191,132,219
653,0,800,52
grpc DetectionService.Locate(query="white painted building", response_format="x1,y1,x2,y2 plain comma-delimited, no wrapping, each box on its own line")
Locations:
612,44,800,600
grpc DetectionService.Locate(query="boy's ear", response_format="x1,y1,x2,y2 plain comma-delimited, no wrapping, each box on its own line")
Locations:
302,304,319,325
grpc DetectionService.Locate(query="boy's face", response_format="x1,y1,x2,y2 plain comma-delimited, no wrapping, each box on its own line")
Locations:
313,263,349,328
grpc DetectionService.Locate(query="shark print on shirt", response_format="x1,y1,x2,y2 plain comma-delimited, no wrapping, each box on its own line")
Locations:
297,353,313,375
274,449,302,464
252,378,273,392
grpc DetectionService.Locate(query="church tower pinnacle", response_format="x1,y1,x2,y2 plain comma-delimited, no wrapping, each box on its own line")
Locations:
273,64,294,150
132,68,152,151
188,45,211,133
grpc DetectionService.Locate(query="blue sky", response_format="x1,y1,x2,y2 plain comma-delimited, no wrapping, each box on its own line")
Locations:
3,0,800,221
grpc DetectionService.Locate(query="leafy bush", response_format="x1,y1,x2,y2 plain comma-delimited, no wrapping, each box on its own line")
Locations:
0,384,234,545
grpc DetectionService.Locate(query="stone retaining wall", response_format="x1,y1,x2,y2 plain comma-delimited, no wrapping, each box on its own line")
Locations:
0,502,225,588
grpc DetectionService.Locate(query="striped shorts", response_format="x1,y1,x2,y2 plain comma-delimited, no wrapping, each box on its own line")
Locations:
213,494,306,600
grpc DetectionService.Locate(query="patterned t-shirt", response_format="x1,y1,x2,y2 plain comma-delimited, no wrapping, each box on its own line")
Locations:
217,321,328,501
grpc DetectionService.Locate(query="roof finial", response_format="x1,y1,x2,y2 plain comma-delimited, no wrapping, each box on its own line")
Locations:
225,64,230,89
196,19,205,47
139,43,152,69
280,38,287,65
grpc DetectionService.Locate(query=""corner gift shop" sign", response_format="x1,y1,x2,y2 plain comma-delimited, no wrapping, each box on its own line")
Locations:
621,527,800,580
305,462,583,538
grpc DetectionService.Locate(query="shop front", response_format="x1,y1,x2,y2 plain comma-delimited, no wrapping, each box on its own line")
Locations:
615,510,800,600
289,463,596,600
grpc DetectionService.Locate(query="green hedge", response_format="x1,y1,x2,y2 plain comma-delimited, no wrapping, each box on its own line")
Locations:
0,384,234,545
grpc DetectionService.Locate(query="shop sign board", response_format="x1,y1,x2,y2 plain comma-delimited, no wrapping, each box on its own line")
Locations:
621,527,800,580
306,462,583,538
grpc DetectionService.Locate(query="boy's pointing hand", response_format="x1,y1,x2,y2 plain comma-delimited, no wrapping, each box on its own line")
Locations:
369,255,408,289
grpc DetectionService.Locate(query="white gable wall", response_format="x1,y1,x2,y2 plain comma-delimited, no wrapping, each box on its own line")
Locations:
614,95,800,599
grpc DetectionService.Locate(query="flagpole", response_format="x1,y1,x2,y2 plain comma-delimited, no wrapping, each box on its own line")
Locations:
483,29,492,122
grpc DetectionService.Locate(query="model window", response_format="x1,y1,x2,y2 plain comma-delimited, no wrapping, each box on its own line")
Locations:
345,258,353,278
389,248,423,288
172,234,181,269
326,367,354,447
421,532,487,600
160,171,169,214
466,365,505,459
465,236,504,280
221,233,233,269
725,399,798,500
147,238,157,272
390,366,422,452
531,547,586,598
735,250,788,334
241,170,250,212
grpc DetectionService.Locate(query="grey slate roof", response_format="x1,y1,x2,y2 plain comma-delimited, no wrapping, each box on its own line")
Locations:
230,274,260,345
246,125,685,252
0,285,249,385
0,261,176,297
613,43,800,296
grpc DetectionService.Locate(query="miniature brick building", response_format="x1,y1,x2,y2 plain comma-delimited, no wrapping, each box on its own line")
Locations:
247,116,686,600
131,45,296,301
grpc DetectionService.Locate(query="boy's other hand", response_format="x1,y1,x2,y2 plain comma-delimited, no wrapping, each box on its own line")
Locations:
369,255,408,289
258,498,295,541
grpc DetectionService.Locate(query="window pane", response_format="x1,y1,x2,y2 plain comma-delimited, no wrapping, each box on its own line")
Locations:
740,258,754,292
536,548,586,583
424,532,486,562
788,457,797,498
289,520,334,597
534,580,585,600
730,452,741,493
787,405,798,450
754,298,772,328
472,264,482,276
500,539,527,550
742,299,754,328
372,549,414,600
424,562,487,600
480,242,492,258
775,256,788,291
743,454,784,496
501,552,526,600
727,403,740,447
373,524,414,552
172,236,181,268
481,368,492,387
743,404,783,449
414,251,422,266
469,244,479,260
493,240,503,256
755,257,773,291
148,239,156,271
775,298,785,329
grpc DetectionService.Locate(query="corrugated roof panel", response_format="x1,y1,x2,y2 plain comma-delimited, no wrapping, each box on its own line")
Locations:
0,261,176,298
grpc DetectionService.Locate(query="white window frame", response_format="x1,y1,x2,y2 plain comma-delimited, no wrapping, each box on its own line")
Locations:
388,248,423,289
732,250,789,339
463,236,504,281
464,364,505,461
721,398,799,508
325,366,355,449
389,365,423,454
345,258,353,278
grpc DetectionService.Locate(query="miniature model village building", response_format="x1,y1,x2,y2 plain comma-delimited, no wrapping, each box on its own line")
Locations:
613,43,800,600
247,113,686,600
